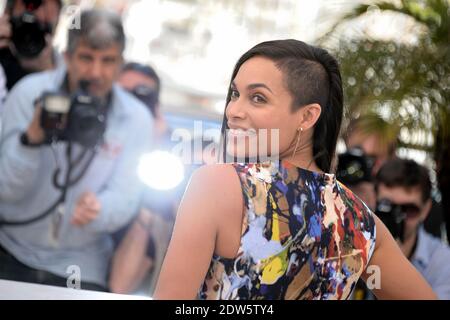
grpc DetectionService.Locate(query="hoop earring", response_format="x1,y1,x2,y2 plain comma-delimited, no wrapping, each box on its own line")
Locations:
290,127,303,162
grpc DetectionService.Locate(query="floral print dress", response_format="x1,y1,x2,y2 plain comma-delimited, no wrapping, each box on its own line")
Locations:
198,160,376,300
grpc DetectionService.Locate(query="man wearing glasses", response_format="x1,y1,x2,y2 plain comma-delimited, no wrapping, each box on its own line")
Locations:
375,158,450,300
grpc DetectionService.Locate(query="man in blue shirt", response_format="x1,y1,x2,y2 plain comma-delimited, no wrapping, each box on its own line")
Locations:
376,158,450,299
0,9,153,291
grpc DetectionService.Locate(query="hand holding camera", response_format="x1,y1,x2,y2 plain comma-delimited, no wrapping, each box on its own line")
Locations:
9,0,53,58
24,103,45,145
1,0,58,74
23,80,108,149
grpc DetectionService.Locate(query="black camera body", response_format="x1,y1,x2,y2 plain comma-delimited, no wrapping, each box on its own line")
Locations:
9,0,52,58
375,198,407,242
336,147,374,185
40,88,107,148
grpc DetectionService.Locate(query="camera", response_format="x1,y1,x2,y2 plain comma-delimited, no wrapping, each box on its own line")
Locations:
9,0,53,58
39,82,107,148
375,198,406,242
336,147,374,185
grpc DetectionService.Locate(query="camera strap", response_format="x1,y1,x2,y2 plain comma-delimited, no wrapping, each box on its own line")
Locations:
0,142,96,227
0,143,72,227
0,76,110,227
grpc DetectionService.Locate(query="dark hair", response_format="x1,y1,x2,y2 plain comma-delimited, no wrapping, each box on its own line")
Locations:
67,9,125,54
220,39,343,173
122,62,161,98
375,158,432,202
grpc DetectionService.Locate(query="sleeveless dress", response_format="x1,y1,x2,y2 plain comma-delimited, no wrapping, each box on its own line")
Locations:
198,160,376,300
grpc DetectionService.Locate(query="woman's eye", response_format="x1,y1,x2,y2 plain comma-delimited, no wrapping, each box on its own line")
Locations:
230,89,239,100
251,94,266,104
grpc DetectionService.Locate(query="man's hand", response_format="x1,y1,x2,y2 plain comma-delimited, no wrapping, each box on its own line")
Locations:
71,192,102,226
25,105,45,144
0,14,12,49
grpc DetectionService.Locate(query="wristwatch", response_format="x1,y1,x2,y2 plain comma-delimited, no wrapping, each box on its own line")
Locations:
20,132,42,147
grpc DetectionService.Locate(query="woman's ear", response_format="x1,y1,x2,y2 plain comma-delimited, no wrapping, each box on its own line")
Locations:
298,103,322,130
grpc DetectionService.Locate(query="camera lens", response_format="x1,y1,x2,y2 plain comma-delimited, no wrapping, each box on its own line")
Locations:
337,147,373,185
10,11,50,58
66,94,107,148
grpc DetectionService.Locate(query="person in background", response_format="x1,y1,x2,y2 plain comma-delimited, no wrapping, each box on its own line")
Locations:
0,0,63,91
117,62,169,143
0,9,152,291
375,158,450,299
343,117,397,177
109,63,221,295
109,62,174,295
344,116,445,240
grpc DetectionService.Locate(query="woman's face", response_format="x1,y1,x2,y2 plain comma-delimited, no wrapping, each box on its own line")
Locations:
225,56,301,161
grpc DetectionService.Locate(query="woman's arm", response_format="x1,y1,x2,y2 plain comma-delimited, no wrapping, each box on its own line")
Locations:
153,164,242,299
361,214,437,300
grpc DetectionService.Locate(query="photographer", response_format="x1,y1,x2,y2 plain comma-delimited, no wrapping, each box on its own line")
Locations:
0,9,153,291
118,62,169,144
345,116,444,239
0,0,63,91
344,117,398,177
375,159,450,299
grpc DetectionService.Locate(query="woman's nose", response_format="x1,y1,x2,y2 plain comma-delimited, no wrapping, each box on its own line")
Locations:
226,100,246,121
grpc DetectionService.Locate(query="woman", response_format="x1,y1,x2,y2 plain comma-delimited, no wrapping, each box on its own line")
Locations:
154,40,436,300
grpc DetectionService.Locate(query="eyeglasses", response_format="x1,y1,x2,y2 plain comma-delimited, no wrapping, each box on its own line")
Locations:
377,199,422,219
128,85,158,115
396,203,422,219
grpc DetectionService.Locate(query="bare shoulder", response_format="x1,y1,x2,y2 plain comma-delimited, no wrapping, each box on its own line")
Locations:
191,163,239,181
183,164,243,219
155,164,244,299
189,164,242,194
